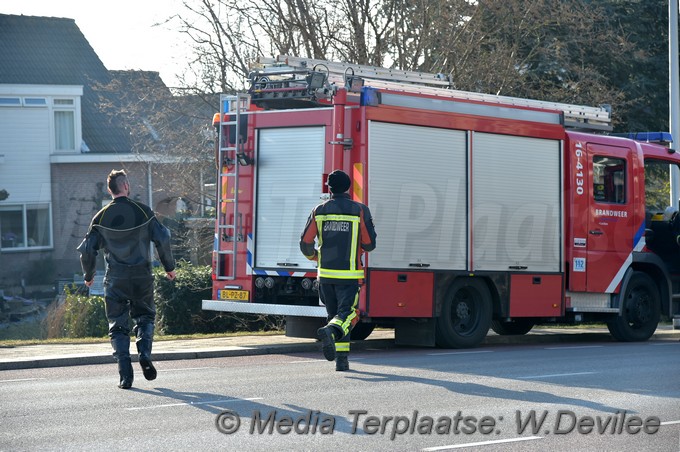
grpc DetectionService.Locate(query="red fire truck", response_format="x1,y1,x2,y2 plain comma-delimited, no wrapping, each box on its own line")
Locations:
202,56,680,348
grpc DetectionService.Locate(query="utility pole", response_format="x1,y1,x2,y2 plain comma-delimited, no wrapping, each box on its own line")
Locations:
670,0,680,208
671,2,680,331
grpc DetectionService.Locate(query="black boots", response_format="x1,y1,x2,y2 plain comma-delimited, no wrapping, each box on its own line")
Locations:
317,325,337,361
111,324,156,388
118,358,134,389
112,334,133,389
335,352,349,371
318,325,351,370
139,355,157,381
135,323,157,381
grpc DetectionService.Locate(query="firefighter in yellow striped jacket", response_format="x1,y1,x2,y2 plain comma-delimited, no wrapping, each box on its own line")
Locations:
300,170,377,371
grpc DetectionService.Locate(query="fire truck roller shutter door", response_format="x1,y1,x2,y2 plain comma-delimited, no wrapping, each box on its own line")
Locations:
367,121,467,270
255,126,325,270
471,133,561,272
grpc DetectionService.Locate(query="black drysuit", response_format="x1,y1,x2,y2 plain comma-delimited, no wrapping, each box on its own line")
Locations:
77,196,175,379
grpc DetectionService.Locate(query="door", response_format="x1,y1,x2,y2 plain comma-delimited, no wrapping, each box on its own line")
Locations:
585,143,635,293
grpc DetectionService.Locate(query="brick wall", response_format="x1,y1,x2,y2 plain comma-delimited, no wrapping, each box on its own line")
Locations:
52,163,147,276
0,161,183,292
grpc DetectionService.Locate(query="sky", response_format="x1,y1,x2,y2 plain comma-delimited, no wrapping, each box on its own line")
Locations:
1,0,191,88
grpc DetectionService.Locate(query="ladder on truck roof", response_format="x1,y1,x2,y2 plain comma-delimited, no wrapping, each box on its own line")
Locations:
215,93,249,281
250,55,612,131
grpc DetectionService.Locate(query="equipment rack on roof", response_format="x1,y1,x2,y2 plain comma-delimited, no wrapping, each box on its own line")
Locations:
247,55,612,131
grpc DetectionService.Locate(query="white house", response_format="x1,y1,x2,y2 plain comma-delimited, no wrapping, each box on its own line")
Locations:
0,14,193,292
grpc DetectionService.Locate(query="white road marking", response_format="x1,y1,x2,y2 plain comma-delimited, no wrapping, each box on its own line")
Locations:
126,396,263,411
288,357,367,364
0,378,45,383
544,345,604,350
158,367,218,372
518,371,596,380
428,351,494,356
660,420,680,426
288,359,327,364
422,435,543,450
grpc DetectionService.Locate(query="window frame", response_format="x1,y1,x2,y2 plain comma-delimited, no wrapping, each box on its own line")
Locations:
0,97,21,106
23,97,47,107
0,203,53,252
592,155,627,204
52,97,78,152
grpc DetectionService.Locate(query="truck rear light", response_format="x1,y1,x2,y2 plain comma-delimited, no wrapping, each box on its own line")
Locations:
255,277,265,288
301,278,313,290
264,277,275,289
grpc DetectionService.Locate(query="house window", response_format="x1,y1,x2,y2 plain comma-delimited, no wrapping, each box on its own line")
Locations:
0,204,52,251
0,97,21,106
53,98,76,151
0,96,47,107
24,97,47,107
54,110,75,150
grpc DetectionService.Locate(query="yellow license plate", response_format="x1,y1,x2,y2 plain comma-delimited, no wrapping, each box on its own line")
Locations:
219,289,249,301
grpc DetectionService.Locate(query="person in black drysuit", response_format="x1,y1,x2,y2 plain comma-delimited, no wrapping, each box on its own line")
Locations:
300,170,377,371
77,169,176,389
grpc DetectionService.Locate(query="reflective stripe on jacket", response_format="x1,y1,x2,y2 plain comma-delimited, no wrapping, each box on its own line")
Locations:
300,193,376,283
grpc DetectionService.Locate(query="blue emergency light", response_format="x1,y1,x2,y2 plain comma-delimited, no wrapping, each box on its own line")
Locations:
619,131,673,144
360,87,381,106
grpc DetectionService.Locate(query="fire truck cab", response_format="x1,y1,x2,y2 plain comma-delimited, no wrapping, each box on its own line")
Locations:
203,56,680,348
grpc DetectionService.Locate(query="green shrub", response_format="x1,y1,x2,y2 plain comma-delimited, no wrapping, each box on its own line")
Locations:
62,287,109,338
154,260,282,335
154,260,211,335
43,262,284,338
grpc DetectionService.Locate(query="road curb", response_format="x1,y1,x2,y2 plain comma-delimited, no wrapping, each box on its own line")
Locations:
0,338,395,371
0,330,677,371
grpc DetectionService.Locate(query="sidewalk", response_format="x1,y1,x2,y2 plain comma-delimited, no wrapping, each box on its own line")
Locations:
0,326,678,371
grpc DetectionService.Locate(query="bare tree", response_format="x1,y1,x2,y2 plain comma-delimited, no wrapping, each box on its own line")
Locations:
92,70,219,262
92,70,217,226
170,0,660,131
112,0,663,212
87,0,666,263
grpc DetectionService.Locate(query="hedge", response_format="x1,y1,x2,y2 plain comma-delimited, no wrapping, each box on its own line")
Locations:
44,261,281,338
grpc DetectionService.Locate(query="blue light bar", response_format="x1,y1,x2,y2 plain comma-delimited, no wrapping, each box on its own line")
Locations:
621,132,673,144
360,87,380,106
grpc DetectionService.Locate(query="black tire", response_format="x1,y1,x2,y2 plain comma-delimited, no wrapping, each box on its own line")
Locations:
490,319,535,336
607,272,660,342
435,278,492,348
350,322,375,340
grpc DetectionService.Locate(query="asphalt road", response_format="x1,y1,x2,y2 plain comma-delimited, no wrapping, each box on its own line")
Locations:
1,339,679,451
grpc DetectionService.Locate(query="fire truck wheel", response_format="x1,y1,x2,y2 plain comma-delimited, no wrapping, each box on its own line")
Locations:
435,278,492,348
490,319,535,336
350,322,376,340
607,272,660,342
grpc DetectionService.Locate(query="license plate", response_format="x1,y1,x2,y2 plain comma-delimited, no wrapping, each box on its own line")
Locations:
218,289,249,301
